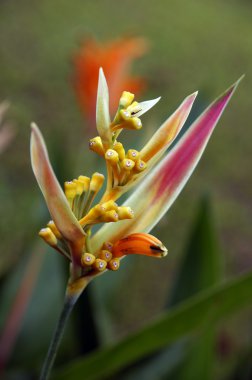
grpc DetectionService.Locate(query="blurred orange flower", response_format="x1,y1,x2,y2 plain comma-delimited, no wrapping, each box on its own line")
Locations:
73,37,148,130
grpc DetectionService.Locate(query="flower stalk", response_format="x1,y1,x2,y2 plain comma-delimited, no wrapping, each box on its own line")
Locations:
39,279,89,380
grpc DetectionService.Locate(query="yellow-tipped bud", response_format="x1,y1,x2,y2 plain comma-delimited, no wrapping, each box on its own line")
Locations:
112,233,168,258
135,159,147,172
119,91,134,108
93,259,107,272
105,149,119,165
117,206,134,220
89,136,104,156
108,258,120,271
73,179,85,195
101,200,118,212
90,172,104,192
127,101,141,114
99,250,113,262
81,252,96,267
102,241,113,251
86,204,104,220
47,220,61,239
78,175,90,192
64,181,77,199
113,141,125,160
127,149,139,161
39,227,57,247
101,210,119,222
121,158,135,171
130,117,142,130
119,109,131,121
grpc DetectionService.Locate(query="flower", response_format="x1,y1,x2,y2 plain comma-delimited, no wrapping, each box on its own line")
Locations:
73,37,148,131
31,68,241,294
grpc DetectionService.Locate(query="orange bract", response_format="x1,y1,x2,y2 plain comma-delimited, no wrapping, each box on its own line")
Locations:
73,37,148,129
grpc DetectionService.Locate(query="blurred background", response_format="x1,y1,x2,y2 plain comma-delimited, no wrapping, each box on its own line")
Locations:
0,0,251,379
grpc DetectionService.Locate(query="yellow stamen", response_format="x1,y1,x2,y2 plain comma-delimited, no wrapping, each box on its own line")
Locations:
105,149,119,165
89,136,104,156
64,181,77,201
39,228,57,247
117,206,134,220
121,158,135,171
78,176,90,192
93,259,107,272
73,179,85,196
113,141,125,160
135,159,147,172
99,250,113,262
119,91,134,108
101,200,118,212
90,172,105,193
127,149,139,161
47,220,61,239
101,210,119,223
81,253,96,267
108,258,120,271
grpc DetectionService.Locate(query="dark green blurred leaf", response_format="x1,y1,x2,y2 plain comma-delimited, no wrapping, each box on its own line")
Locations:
168,195,221,380
119,195,222,380
53,270,252,380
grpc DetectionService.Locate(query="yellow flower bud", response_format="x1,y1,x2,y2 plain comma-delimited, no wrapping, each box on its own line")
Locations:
47,220,61,239
121,158,135,171
113,141,125,160
105,149,119,165
90,172,104,192
127,149,139,161
64,181,77,200
81,253,96,267
89,136,104,156
99,250,113,262
78,175,90,192
101,210,119,222
119,91,134,108
73,179,85,195
108,258,120,271
39,228,57,247
117,206,134,220
135,159,147,172
93,259,107,272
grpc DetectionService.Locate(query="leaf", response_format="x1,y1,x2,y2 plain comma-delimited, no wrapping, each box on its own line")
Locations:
52,270,252,380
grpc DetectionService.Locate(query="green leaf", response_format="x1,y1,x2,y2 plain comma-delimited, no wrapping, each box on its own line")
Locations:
169,195,221,380
53,270,252,380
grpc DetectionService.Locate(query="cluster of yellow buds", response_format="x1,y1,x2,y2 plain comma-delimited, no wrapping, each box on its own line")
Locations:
89,91,152,190
81,241,120,274
35,83,167,280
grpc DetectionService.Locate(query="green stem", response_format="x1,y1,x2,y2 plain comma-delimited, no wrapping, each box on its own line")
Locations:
39,294,78,380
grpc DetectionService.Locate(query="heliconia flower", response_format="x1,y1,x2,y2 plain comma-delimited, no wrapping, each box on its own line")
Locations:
73,36,148,131
31,68,241,292
0,101,15,154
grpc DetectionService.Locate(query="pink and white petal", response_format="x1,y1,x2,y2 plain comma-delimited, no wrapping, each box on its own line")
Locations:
140,92,197,163
91,78,241,252
30,123,85,246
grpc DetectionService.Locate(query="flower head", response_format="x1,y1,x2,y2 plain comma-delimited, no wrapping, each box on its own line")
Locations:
31,68,241,290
